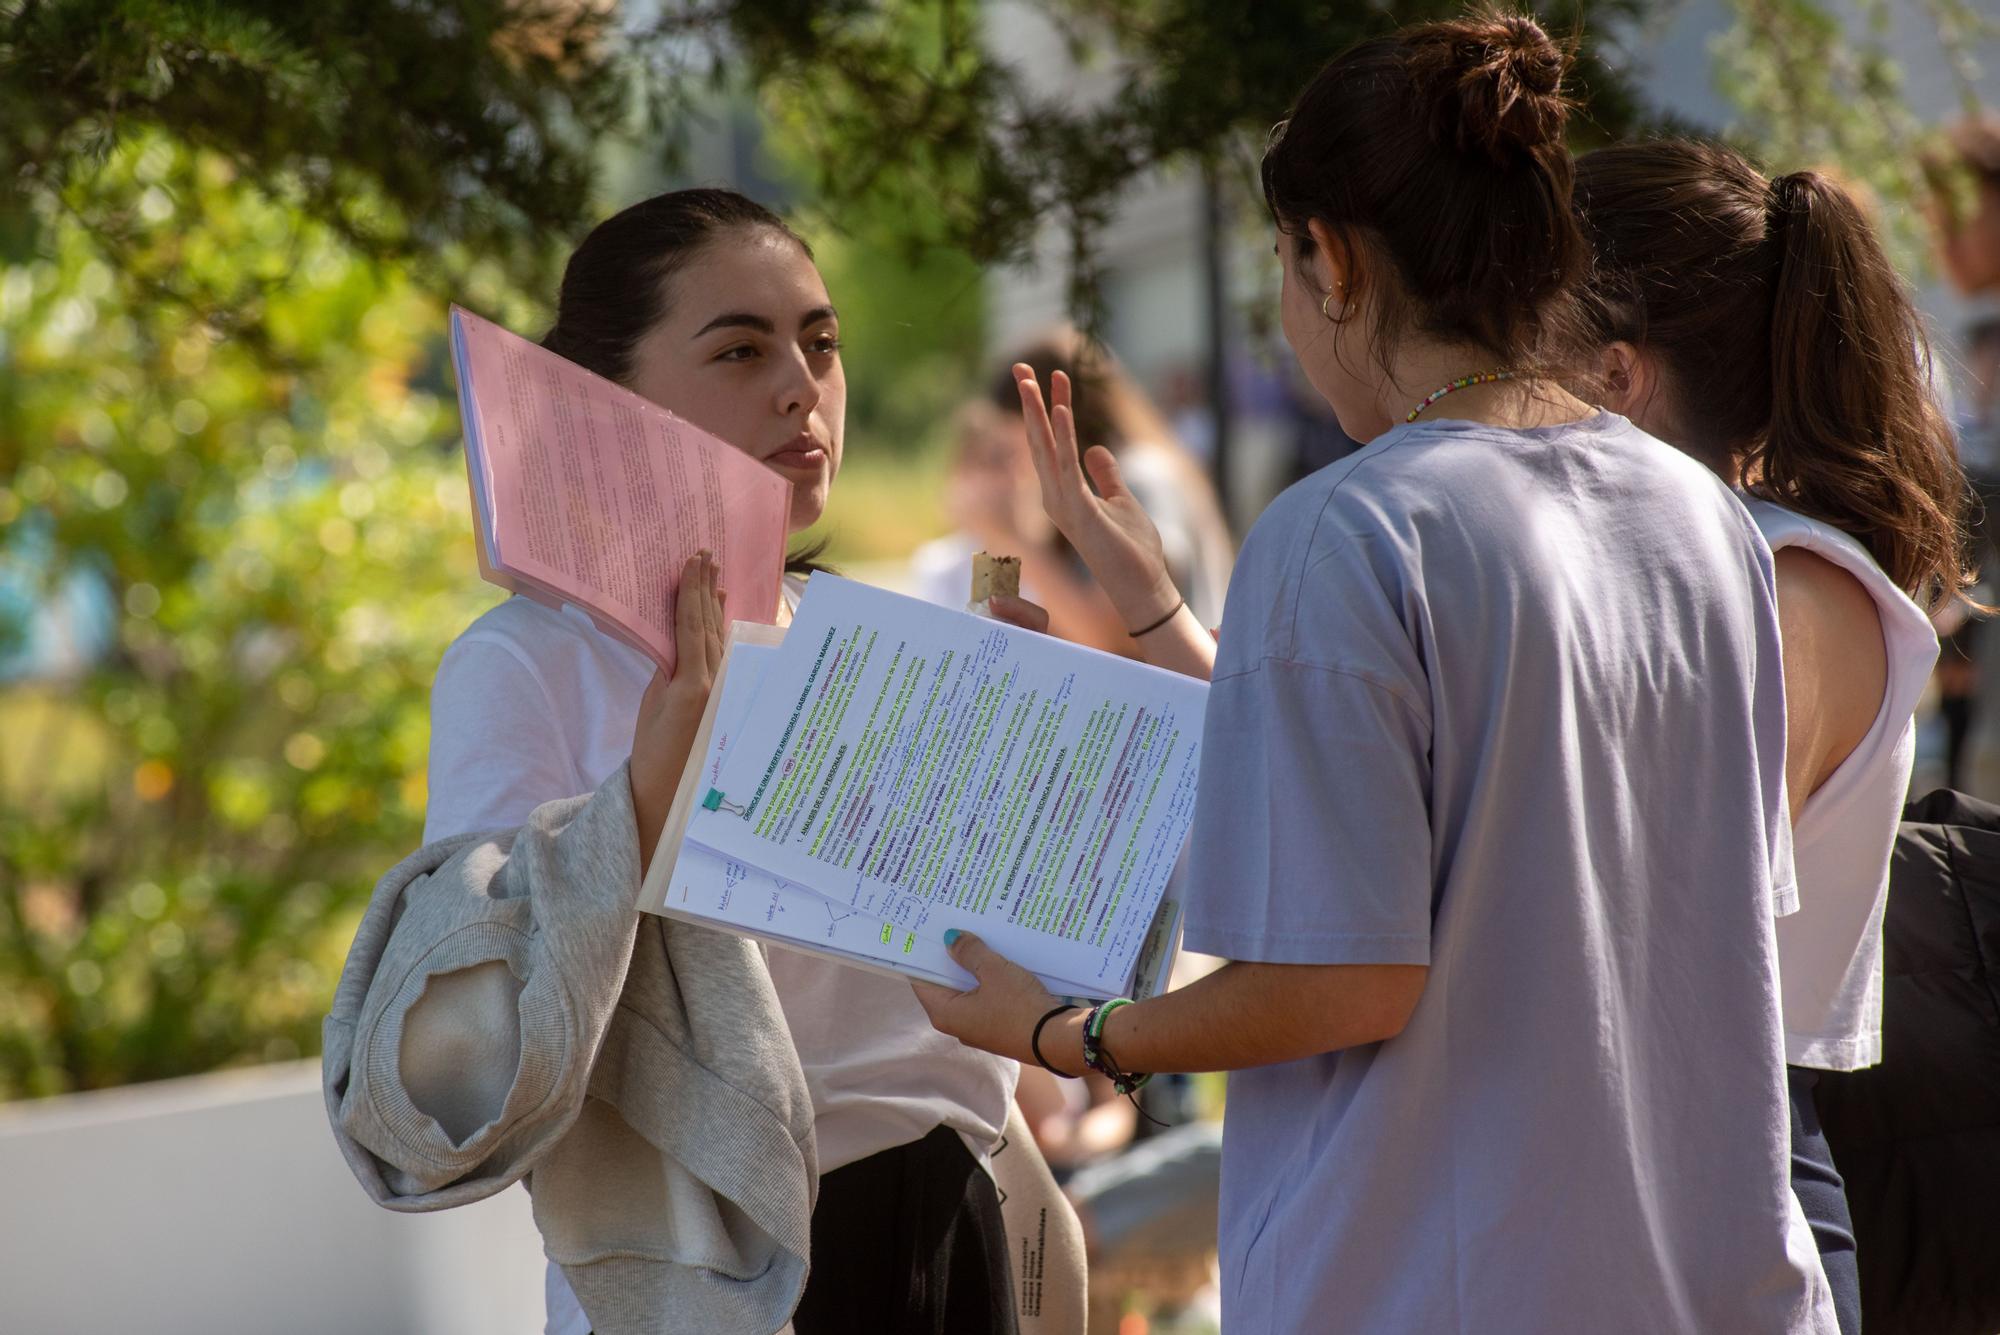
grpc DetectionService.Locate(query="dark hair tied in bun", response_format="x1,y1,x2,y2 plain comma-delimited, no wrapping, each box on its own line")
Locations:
1406,14,1572,166
1260,10,1586,366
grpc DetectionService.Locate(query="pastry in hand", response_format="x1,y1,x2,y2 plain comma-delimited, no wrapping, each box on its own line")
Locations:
969,551,1022,606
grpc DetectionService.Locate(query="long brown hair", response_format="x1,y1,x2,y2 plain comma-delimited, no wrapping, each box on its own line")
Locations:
1260,11,1587,369
1575,140,1969,611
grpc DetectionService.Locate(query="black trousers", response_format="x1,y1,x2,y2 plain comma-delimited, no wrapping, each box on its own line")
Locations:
1789,1067,1862,1335
791,1124,1019,1335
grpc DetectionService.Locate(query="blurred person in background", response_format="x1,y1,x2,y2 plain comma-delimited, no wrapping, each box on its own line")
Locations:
1935,315,2000,787
1160,364,1218,466
909,390,1213,1171
906,399,1134,654
1927,114,2000,791
985,333,1232,1156
1932,115,2000,308
991,328,1235,631
1957,317,2000,475
1012,1062,1137,1183
1282,358,1364,485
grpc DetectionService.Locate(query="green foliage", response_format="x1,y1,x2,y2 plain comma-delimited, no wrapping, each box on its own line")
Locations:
766,161,989,460
1713,0,1996,268
797,222,987,461
1,0,625,292
7,2,1655,319
735,0,1651,313
0,134,498,1098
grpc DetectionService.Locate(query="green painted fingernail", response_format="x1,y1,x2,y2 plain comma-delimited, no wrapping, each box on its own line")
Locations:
943,929,962,946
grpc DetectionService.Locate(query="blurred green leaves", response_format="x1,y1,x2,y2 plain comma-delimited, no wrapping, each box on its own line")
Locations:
1,0,623,292
1714,0,1995,268
0,132,498,1098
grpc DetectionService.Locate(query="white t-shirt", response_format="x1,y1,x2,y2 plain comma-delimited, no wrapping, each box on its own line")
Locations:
423,583,1017,1335
1747,500,1940,1069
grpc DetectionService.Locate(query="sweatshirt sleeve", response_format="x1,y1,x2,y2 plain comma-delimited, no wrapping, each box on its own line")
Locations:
322,760,646,1210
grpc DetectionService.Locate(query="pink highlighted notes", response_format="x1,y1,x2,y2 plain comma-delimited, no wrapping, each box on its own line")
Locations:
448,305,792,673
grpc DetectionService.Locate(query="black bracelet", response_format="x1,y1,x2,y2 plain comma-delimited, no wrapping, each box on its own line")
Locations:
1031,1004,1080,1077
1126,598,1185,639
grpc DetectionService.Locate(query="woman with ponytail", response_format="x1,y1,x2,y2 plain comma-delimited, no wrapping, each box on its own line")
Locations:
1574,140,1970,1334
919,16,1833,1331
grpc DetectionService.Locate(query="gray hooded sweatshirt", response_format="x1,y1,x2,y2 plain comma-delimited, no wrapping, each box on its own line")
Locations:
322,760,817,1335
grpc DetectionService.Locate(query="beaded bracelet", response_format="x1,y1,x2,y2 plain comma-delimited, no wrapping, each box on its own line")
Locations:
1081,998,1152,1096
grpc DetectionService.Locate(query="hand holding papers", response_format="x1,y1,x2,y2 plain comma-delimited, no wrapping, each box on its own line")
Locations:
641,576,1205,1000
448,306,792,673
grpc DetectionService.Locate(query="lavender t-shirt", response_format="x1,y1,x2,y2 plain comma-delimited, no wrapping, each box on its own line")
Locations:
1183,413,1833,1333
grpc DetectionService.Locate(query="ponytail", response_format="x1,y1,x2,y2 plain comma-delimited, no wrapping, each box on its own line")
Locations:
1756,171,1967,611
1575,142,1971,612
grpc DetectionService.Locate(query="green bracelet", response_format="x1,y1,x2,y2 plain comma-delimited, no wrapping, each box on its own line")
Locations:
1081,997,1152,1095
1086,997,1132,1038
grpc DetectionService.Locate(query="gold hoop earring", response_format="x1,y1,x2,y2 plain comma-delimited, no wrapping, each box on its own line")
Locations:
1321,284,1346,322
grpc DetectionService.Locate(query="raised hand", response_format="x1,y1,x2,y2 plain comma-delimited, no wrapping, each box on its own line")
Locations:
1013,364,1181,634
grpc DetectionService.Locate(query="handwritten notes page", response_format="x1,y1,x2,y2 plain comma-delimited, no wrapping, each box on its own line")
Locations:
650,639,997,988
681,576,1206,996
448,305,791,672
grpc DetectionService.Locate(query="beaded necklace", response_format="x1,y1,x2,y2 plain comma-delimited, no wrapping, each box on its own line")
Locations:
1405,369,1516,423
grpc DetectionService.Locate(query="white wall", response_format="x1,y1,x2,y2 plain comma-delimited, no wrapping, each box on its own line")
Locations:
0,1061,545,1335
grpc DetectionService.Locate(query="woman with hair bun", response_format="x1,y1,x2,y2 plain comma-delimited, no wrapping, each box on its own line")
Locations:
919,15,1834,1331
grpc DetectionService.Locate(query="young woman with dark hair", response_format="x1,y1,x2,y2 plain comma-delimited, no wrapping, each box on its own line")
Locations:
362,188,1077,1335
918,15,1835,1331
1573,138,1971,1334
